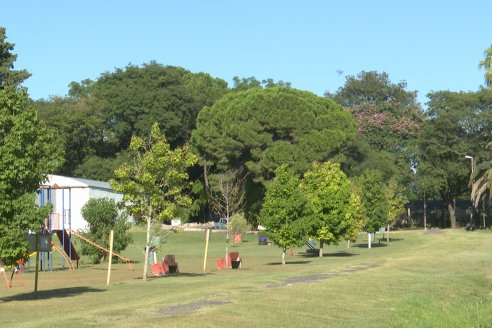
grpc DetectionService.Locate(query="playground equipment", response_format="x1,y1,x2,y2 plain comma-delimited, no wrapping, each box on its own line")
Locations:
37,182,134,271
0,261,24,288
69,230,134,271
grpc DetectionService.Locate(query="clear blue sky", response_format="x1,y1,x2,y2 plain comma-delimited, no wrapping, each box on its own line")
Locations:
2,1,491,105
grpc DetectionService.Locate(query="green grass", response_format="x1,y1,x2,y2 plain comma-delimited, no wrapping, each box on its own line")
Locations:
1,228,492,327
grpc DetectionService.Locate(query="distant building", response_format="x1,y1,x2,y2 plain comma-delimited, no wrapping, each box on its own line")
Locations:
38,175,123,231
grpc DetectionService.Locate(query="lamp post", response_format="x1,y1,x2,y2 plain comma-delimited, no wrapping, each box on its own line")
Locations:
465,155,474,227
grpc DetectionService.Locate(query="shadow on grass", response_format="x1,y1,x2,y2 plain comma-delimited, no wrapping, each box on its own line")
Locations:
352,243,388,248
324,251,359,257
0,287,105,302
266,260,312,266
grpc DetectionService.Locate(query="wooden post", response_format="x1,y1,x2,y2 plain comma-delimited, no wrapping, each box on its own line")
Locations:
35,234,39,292
203,229,210,272
106,230,114,286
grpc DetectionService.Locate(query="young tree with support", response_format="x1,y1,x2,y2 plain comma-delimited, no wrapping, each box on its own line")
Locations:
302,162,363,257
258,166,310,265
357,170,389,249
110,123,196,281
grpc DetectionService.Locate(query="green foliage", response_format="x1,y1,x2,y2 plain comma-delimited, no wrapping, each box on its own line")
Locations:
0,27,30,88
232,76,291,91
93,62,228,151
386,178,408,225
110,122,196,280
0,87,63,266
302,162,362,246
357,170,390,232
228,212,250,235
416,90,491,227
479,45,492,87
330,71,424,187
80,198,132,264
193,87,356,180
258,166,310,253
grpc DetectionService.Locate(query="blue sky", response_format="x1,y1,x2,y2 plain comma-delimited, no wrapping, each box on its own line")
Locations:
1,1,491,105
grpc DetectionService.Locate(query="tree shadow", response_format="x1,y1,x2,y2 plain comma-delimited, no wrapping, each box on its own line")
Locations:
323,251,359,257
0,287,105,302
266,260,312,266
352,243,388,248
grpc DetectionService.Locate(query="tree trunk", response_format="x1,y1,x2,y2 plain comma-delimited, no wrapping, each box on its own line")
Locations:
367,232,372,249
447,200,456,228
347,240,350,249
282,249,286,265
225,230,230,268
319,240,324,257
142,216,151,281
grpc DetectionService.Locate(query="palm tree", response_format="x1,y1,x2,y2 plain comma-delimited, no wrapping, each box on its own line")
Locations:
479,45,492,87
469,143,492,227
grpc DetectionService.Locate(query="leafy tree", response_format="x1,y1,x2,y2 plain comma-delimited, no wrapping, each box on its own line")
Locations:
416,90,488,228
0,27,30,88
110,123,197,281
232,76,291,91
80,198,132,264
301,162,362,257
258,166,310,265
93,62,228,152
192,87,356,218
0,87,63,266
329,71,424,185
357,170,389,248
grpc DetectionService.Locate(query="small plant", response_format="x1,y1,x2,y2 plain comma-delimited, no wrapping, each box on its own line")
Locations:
228,213,250,236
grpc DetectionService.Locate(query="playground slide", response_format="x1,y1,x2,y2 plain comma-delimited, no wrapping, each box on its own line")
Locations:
69,230,134,270
55,230,80,261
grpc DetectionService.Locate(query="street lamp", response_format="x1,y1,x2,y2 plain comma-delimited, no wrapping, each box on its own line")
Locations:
465,155,474,228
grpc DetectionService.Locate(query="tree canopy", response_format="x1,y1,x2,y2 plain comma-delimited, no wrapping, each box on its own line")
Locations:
0,87,63,266
110,122,197,281
0,27,30,88
192,87,357,182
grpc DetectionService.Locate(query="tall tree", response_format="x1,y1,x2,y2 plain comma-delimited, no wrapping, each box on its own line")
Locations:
479,45,492,87
302,162,362,257
0,27,30,88
329,71,424,185
192,87,356,218
416,90,488,228
258,166,310,265
0,87,63,266
357,170,389,248
110,123,196,281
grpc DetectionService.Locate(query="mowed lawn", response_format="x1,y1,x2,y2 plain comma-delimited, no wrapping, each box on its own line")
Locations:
1,228,492,328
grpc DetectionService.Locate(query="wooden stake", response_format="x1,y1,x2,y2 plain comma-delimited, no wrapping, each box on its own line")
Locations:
203,229,210,272
106,230,114,285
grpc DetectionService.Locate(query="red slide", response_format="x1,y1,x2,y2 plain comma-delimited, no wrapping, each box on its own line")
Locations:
55,230,80,261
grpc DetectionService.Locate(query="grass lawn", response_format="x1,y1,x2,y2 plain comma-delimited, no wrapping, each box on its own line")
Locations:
1,227,491,328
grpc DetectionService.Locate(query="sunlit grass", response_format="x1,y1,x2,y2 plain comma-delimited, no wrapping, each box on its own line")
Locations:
1,228,491,327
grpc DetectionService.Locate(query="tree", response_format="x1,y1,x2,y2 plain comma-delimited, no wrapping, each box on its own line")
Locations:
0,87,63,266
416,91,488,228
479,45,492,87
110,123,196,281
93,62,228,152
258,166,310,265
358,170,389,248
329,71,424,186
192,87,356,218
301,162,362,257
0,27,30,88
207,168,247,267
80,198,132,263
